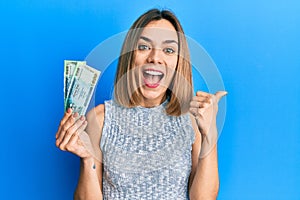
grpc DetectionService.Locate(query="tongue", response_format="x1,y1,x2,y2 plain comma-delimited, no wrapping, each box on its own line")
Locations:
144,74,161,84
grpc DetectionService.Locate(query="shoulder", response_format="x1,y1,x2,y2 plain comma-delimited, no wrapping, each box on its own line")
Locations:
94,104,105,119
85,104,106,138
87,104,105,123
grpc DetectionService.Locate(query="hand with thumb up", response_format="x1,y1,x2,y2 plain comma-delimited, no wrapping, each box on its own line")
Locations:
189,91,227,146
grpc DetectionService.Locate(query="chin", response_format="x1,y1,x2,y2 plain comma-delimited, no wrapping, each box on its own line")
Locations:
140,87,167,102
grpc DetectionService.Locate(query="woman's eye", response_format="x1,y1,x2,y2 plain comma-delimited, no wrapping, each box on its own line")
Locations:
163,47,176,54
138,44,150,50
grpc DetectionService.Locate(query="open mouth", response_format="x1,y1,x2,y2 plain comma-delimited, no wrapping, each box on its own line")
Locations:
142,69,164,88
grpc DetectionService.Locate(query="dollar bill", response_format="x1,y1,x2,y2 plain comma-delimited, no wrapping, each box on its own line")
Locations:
65,63,101,115
64,60,86,103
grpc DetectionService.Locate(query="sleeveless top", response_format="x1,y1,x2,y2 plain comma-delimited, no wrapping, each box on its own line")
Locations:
100,100,195,200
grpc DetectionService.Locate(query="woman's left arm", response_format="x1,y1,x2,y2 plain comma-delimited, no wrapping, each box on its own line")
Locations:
189,91,227,200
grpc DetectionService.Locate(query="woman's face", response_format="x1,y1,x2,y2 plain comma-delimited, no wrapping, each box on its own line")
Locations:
134,19,179,107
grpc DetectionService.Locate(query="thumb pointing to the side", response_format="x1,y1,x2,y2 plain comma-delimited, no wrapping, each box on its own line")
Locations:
215,91,228,102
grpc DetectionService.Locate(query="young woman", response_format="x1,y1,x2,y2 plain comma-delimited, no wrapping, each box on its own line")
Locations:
56,9,227,200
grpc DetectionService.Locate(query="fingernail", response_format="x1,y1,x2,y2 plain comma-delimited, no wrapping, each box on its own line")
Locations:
80,116,85,121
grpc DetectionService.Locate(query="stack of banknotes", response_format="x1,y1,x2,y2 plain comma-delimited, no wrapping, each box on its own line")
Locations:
64,60,101,115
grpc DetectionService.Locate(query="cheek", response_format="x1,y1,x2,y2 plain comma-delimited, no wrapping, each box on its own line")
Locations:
165,67,176,83
166,56,178,70
164,57,177,77
134,51,149,66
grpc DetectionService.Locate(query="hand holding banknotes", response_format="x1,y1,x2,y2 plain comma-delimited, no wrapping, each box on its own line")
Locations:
56,60,101,159
55,108,92,159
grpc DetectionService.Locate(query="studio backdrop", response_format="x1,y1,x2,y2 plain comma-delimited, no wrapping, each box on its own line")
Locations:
0,0,299,199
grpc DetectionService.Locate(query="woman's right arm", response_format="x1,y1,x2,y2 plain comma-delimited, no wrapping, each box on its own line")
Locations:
55,105,105,200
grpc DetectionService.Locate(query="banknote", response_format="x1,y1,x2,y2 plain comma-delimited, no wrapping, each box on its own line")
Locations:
64,62,101,115
64,60,86,103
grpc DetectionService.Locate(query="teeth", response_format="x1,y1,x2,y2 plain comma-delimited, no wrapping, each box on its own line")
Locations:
144,70,163,76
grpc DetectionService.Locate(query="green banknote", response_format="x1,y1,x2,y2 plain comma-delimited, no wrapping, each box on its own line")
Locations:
64,60,86,104
64,61,100,115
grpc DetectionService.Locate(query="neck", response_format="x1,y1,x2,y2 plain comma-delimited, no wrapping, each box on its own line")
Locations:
140,95,167,108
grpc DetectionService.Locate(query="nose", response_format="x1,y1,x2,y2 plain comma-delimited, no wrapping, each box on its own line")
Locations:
146,48,163,64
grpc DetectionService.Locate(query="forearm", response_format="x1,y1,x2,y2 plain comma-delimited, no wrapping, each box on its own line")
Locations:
189,126,219,200
74,157,102,200
189,145,219,200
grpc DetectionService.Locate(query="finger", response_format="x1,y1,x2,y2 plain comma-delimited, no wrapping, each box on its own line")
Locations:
59,116,86,150
62,108,73,124
196,91,211,97
65,120,88,154
56,114,76,147
76,120,88,137
190,107,200,116
59,108,74,130
56,112,80,148
56,108,73,139
64,115,86,142
65,133,79,153
192,95,210,103
190,106,206,118
190,100,210,109
215,91,228,102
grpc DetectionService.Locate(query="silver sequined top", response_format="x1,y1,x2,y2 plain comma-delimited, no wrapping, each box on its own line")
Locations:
100,100,195,200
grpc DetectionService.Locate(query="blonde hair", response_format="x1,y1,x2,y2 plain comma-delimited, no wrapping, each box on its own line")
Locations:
114,9,193,116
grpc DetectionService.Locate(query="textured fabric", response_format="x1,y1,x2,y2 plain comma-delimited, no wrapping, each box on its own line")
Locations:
100,100,195,200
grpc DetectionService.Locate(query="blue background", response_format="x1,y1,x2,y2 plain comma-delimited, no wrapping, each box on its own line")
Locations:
1,0,299,199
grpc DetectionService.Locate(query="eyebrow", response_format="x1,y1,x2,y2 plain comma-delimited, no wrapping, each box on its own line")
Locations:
139,36,178,45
